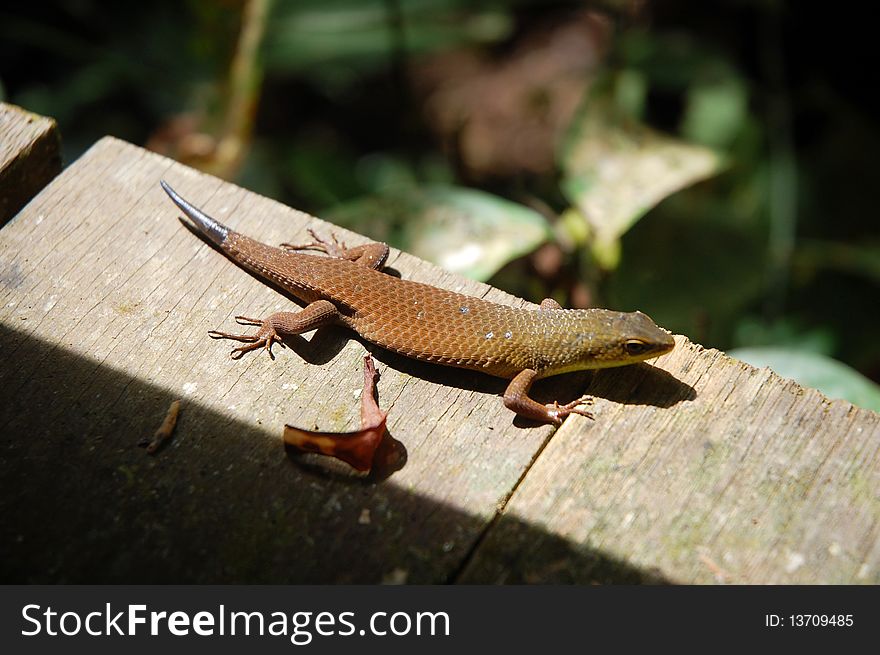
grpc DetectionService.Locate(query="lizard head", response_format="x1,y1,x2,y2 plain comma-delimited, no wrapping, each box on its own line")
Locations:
536,309,676,375
606,310,677,365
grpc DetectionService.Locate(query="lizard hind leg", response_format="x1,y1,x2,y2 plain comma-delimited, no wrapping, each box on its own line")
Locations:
280,228,346,257
208,299,340,359
280,229,389,271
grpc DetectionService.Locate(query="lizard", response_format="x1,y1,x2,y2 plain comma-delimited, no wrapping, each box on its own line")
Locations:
161,180,675,428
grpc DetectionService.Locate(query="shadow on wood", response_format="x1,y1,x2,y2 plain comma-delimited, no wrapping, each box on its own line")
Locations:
588,362,697,407
0,323,670,584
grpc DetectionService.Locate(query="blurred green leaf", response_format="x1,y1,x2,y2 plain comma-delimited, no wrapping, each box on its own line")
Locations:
732,317,836,356
612,68,647,117
327,185,552,281
681,76,748,149
282,137,364,206
355,152,419,193
559,98,724,269
793,239,880,285
606,207,766,346
265,0,512,88
728,347,880,412
617,30,733,90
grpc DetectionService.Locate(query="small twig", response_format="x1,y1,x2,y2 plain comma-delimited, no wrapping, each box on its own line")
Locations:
206,0,272,179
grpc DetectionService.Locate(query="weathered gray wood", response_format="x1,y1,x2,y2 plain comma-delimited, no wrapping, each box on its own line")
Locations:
0,136,569,583
2,134,877,585
458,337,880,584
0,102,61,224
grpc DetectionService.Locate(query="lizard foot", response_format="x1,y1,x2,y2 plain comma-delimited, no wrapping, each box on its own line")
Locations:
280,228,348,258
208,316,283,359
545,395,594,425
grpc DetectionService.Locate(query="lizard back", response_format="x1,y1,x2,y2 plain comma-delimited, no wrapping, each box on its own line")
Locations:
223,232,669,379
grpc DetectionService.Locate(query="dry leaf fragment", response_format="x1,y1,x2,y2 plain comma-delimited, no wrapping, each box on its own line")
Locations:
139,400,181,454
283,355,388,471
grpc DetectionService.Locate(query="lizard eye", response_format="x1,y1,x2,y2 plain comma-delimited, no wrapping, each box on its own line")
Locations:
624,339,649,356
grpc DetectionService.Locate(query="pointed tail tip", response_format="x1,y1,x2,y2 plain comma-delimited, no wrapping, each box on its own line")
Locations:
159,179,229,245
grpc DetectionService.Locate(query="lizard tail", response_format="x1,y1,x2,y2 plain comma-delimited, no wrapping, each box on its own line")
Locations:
160,180,229,245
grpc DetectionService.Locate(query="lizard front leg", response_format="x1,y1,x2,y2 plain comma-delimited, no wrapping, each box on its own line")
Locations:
280,229,390,271
208,299,340,359
503,368,593,425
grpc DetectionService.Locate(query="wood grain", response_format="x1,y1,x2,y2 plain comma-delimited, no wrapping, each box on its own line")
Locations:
1,134,876,584
0,102,61,224
0,137,565,583
458,337,880,583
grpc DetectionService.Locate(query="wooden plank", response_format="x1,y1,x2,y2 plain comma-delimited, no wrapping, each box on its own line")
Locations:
6,135,875,586
458,336,880,584
0,136,578,583
0,102,61,225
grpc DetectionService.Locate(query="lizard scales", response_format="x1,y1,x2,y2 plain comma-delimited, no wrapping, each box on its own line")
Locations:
161,180,675,424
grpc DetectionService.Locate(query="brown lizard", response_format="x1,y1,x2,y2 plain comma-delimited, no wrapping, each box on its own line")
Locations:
161,180,674,428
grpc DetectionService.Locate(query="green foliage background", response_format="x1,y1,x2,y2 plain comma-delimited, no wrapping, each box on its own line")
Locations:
2,0,878,409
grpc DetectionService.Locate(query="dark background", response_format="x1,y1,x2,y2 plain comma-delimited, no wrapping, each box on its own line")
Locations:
2,0,878,404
